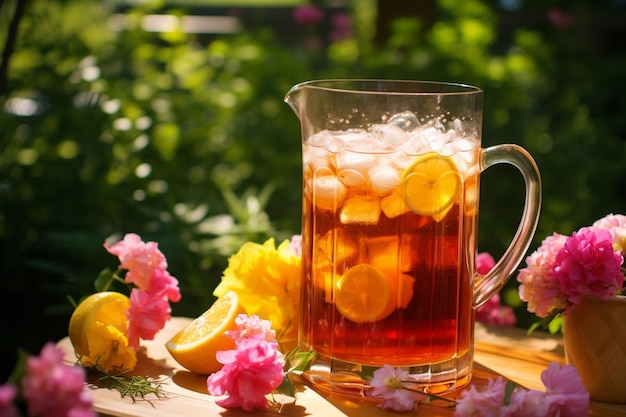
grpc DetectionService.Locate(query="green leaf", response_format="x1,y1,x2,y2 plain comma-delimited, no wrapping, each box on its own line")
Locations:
94,268,117,292
274,375,296,399
527,311,564,335
7,350,28,385
527,320,542,336
547,315,564,335
503,381,516,405
287,351,316,374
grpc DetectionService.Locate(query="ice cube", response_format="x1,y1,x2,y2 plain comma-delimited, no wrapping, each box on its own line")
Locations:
338,168,367,187
312,269,334,303
452,118,479,141
340,196,381,224
334,129,371,153
457,137,477,152
428,130,454,153
358,235,418,309
388,149,416,170
308,130,351,153
369,123,408,150
368,165,401,194
361,235,416,276
428,130,458,156
361,236,397,266
325,136,346,153
303,144,332,169
451,148,478,174
308,130,333,147
381,191,411,219
333,129,385,153
313,170,346,211
335,129,369,143
405,127,438,155
316,227,357,267
335,150,377,172
387,111,421,132
395,274,416,309
314,228,358,304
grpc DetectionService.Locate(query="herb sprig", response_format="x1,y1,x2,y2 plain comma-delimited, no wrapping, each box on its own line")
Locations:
97,369,167,405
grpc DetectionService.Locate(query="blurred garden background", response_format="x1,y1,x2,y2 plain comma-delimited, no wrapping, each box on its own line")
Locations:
1,0,625,379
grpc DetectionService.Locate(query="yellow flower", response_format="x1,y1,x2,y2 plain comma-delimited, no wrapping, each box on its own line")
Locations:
213,238,301,350
81,322,137,372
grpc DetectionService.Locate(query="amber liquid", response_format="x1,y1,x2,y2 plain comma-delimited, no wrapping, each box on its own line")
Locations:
300,146,478,369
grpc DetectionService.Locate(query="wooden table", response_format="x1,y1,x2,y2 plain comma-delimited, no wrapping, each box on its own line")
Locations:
58,317,625,417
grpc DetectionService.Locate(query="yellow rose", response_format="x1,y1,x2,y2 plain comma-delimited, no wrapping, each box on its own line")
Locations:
81,322,137,372
213,238,301,351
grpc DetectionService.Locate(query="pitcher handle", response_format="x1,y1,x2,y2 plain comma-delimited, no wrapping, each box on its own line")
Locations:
474,144,542,307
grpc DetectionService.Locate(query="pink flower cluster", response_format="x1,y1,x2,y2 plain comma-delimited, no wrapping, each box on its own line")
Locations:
455,362,589,417
475,253,517,327
368,362,589,416
517,214,625,318
1,343,95,417
207,315,285,411
105,233,181,349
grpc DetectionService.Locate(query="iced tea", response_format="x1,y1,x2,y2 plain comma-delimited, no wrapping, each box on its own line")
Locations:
300,119,479,371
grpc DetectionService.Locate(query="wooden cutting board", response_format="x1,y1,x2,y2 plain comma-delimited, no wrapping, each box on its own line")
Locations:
57,317,623,417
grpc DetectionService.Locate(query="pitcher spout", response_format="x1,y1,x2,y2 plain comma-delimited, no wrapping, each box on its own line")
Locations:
284,82,306,119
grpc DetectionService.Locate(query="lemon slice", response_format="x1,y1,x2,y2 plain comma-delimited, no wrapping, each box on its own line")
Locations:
334,264,392,323
165,291,244,375
68,291,130,359
402,152,462,216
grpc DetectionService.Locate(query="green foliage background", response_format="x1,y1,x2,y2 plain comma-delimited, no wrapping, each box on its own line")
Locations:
1,0,625,378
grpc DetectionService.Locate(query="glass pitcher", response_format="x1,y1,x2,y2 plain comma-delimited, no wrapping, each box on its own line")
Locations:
285,80,541,396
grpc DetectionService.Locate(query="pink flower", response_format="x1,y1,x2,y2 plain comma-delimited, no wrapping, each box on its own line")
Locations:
105,233,167,290
509,389,552,417
0,384,18,417
540,362,589,416
477,252,495,274
126,288,172,349
21,342,95,417
516,233,569,317
288,234,302,257
592,213,626,231
105,233,180,351
207,338,285,411
369,365,424,412
292,5,323,26
592,213,626,251
475,253,517,327
508,362,589,417
476,293,517,327
455,377,518,417
148,267,181,303
553,227,623,310
105,233,181,302
225,314,276,343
